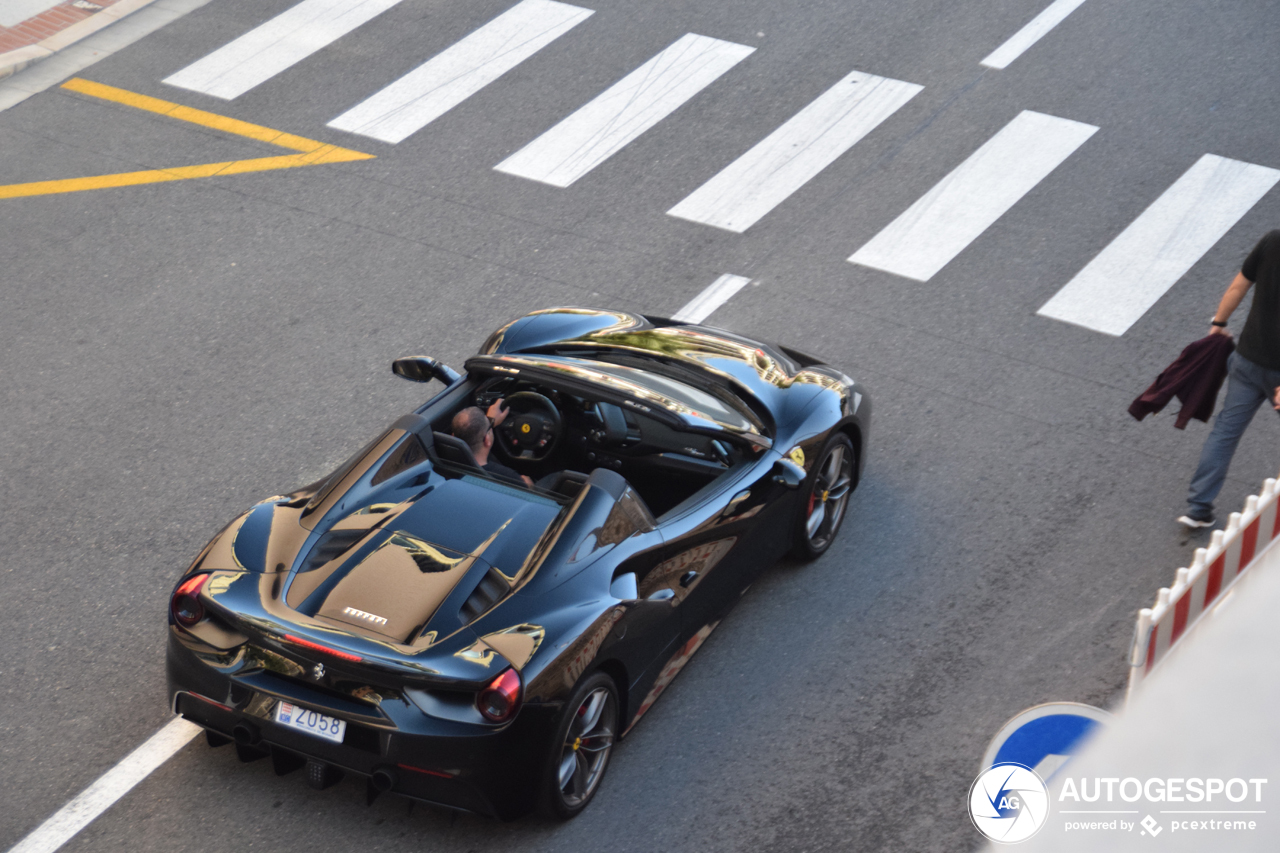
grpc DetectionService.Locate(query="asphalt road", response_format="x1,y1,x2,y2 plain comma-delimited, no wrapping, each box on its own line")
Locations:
2,0,1279,850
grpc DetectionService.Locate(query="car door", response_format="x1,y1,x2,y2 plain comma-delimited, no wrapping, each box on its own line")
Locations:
649,450,794,642
598,526,687,716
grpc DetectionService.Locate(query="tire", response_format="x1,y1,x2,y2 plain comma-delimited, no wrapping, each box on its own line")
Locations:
540,672,620,819
790,433,855,561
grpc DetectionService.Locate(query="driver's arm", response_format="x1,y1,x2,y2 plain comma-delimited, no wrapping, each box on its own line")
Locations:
486,399,510,426
487,399,534,487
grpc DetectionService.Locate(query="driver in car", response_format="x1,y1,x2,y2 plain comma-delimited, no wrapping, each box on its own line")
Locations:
451,401,535,487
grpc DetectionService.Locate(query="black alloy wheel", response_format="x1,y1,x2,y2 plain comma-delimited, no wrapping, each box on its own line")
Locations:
792,433,855,560
542,672,619,819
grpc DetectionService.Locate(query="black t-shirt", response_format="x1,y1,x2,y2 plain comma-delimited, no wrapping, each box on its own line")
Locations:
482,458,524,486
1236,230,1280,371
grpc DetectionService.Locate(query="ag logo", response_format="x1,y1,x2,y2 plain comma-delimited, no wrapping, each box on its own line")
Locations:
969,763,1049,843
520,423,531,434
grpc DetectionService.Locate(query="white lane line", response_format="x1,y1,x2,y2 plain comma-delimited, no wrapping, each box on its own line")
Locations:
163,0,406,100
673,274,751,323
494,33,754,187
981,0,1089,69
848,110,1097,282
1038,155,1280,336
7,717,201,853
667,70,922,233
327,0,593,144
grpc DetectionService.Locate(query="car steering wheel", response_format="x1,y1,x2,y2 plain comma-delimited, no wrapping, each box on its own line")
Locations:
493,391,563,462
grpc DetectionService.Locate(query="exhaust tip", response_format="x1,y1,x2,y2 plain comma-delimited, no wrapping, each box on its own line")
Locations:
371,768,396,792
232,722,261,746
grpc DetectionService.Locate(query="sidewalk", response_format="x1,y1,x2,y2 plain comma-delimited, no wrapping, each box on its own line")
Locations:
0,0,209,110
2,0,153,77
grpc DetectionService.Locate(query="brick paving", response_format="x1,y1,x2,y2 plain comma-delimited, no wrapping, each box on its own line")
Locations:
0,0,120,55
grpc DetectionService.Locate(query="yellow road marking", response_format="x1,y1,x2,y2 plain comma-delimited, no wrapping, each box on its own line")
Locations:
0,78,374,200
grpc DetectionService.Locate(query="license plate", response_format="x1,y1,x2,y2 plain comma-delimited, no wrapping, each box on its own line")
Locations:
274,701,347,744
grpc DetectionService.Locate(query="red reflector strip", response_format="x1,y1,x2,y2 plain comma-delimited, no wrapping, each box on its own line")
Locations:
396,763,454,779
189,692,234,712
283,634,363,663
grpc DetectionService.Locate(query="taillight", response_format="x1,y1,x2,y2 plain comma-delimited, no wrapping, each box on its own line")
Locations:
477,668,522,723
171,573,211,628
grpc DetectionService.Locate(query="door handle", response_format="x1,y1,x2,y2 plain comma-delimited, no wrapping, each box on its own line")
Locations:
679,570,698,589
720,489,751,518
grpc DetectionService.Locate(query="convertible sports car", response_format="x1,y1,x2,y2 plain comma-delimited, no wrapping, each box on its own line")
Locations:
167,308,871,819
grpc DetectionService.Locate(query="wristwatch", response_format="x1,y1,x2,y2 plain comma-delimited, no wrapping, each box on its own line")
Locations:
1211,318,1228,327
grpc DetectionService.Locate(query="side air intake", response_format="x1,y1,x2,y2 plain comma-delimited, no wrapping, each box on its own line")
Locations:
300,529,366,573
459,567,511,624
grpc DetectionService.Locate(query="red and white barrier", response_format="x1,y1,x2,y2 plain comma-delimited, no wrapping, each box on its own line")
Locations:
1127,477,1280,699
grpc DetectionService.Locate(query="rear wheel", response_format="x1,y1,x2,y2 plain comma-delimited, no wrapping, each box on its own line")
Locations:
541,672,619,819
791,433,855,561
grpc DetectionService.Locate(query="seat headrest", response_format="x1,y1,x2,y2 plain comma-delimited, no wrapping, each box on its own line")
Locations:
432,431,481,470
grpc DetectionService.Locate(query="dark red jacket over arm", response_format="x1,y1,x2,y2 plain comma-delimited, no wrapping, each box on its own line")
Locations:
1129,335,1236,429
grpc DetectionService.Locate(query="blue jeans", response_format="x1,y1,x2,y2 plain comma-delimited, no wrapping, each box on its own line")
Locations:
1187,351,1280,516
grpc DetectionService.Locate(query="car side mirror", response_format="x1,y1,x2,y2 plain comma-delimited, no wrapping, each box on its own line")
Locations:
392,356,461,385
771,457,805,489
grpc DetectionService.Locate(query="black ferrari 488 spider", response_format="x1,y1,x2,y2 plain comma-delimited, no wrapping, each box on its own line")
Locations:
167,308,871,819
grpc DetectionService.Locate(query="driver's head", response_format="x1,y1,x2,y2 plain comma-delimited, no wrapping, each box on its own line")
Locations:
451,406,490,453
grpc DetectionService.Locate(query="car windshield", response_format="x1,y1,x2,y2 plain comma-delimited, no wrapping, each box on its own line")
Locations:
479,354,761,436
572,361,753,430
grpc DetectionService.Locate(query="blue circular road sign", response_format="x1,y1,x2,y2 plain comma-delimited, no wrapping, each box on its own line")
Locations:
981,702,1112,782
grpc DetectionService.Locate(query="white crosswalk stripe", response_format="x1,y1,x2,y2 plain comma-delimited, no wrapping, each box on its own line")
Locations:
163,0,405,100
154,7,1278,344
494,33,755,187
981,0,1090,70
849,110,1097,281
327,0,593,144
673,274,752,323
667,70,922,233
1037,155,1280,336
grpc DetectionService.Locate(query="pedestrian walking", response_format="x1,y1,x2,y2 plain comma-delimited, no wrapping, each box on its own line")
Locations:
1180,230,1280,528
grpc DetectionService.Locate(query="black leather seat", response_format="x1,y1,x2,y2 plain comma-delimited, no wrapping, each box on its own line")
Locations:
434,431,589,497
535,470,590,498
431,431,482,472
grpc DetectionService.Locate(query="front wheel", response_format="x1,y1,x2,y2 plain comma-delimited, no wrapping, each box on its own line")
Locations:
790,433,855,561
540,672,619,819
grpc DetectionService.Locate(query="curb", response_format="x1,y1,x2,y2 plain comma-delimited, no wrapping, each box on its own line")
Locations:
0,0,164,80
